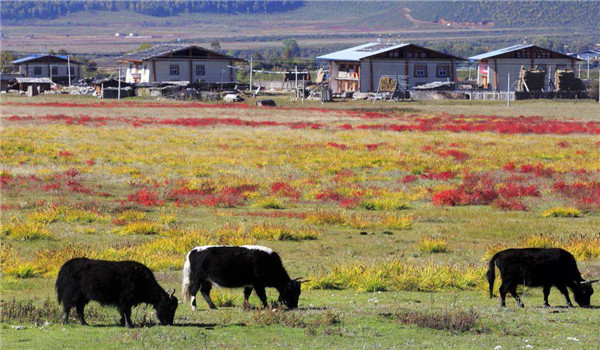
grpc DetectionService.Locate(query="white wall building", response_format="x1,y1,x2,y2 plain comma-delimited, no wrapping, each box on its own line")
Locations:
316,42,464,93
469,45,581,91
121,44,243,84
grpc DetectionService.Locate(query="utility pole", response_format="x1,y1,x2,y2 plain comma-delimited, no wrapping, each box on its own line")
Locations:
507,73,510,107
67,55,71,87
301,74,305,104
294,66,298,97
587,58,590,80
118,65,122,101
249,57,253,95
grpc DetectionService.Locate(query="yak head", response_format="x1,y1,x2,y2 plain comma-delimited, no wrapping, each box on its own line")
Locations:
573,280,598,307
279,278,308,309
156,289,178,325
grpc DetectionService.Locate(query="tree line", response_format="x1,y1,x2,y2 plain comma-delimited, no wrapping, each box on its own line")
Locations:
2,1,304,21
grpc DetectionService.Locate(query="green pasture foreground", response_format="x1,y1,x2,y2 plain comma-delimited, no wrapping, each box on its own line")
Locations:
2,285,600,350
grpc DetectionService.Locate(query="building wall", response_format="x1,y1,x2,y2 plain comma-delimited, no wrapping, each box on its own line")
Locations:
480,57,577,91
359,59,456,92
126,59,235,83
18,63,81,80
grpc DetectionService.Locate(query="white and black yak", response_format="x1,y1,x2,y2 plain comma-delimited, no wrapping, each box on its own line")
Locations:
487,248,597,308
56,258,178,327
181,245,307,310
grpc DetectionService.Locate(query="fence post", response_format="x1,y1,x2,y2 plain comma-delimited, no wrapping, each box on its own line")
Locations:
507,73,510,107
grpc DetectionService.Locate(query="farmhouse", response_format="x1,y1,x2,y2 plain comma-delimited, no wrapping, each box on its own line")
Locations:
316,41,464,93
11,54,82,85
121,44,243,84
470,44,581,91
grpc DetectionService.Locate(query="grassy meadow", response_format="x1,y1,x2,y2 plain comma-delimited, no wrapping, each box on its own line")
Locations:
1,96,600,349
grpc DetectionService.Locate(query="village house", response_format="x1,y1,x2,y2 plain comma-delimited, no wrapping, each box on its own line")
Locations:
11,54,82,85
316,41,464,93
120,44,243,84
469,44,581,91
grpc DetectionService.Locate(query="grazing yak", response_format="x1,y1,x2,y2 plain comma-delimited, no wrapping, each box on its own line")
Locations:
487,248,597,308
182,245,306,310
56,258,178,327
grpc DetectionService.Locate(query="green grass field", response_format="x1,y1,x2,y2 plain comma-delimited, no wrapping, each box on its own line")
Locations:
1,95,600,349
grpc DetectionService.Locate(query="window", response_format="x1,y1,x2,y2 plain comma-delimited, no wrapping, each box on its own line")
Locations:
414,65,427,77
33,66,42,76
436,65,449,77
130,63,133,69
195,64,205,76
52,67,59,76
170,64,180,76
70,66,75,75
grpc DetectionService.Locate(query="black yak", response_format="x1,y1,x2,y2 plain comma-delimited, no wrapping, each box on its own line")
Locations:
487,248,597,308
181,245,306,310
56,258,178,327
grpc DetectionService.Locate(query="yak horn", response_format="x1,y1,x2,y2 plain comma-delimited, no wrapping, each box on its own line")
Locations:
294,277,310,283
588,279,599,284
168,288,176,297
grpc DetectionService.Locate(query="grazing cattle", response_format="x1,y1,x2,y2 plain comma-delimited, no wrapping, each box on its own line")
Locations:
182,245,306,310
56,258,178,327
487,248,597,308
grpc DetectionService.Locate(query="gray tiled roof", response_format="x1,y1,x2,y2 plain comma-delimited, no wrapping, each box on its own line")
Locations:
122,44,240,61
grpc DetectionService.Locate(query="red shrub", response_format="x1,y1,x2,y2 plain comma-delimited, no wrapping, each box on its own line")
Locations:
498,184,540,198
421,171,457,181
493,198,528,211
519,163,555,177
432,173,498,206
401,175,418,184
270,182,301,200
86,159,96,166
326,142,347,150
128,189,160,206
434,149,469,162
503,162,516,171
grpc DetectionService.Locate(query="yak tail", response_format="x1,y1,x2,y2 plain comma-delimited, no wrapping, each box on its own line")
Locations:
181,253,192,302
486,254,498,298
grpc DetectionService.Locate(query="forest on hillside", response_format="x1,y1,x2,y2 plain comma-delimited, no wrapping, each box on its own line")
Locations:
1,0,304,20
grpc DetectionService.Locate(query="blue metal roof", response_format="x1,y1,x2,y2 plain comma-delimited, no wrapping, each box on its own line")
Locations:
469,45,532,61
469,44,581,61
11,54,70,64
317,42,411,62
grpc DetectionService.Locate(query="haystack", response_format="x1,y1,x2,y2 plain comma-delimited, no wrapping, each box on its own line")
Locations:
554,69,585,91
517,66,545,91
379,77,397,92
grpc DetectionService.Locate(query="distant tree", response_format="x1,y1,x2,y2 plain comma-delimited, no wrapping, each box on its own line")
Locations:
210,40,221,52
282,39,300,60
134,43,153,52
0,50,16,72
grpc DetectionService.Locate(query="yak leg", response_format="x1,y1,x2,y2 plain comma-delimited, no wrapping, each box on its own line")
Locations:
61,303,72,325
556,285,573,307
188,280,202,311
243,287,253,307
254,285,268,308
499,282,509,307
200,283,217,309
119,305,133,328
76,301,88,326
508,283,524,308
543,285,552,307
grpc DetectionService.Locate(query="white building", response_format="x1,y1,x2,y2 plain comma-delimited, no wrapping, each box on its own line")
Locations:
316,42,464,93
11,54,82,85
469,44,581,91
121,44,243,84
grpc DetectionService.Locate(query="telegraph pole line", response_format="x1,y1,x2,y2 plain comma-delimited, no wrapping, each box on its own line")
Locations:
249,57,253,96
507,73,510,107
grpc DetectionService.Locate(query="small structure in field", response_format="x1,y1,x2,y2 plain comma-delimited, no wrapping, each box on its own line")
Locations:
120,44,244,84
316,41,464,93
11,54,82,85
470,45,582,91
15,77,53,95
